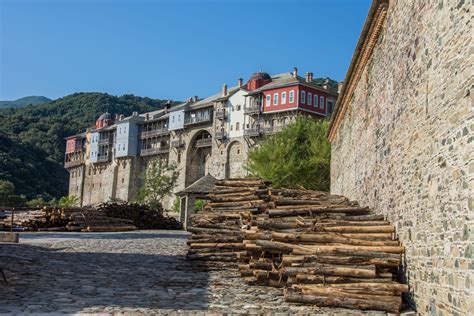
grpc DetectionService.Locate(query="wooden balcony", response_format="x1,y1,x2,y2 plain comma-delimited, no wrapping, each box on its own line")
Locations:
98,138,112,145
184,115,212,126
244,127,262,137
215,131,227,140
244,105,261,115
262,126,283,135
194,138,212,148
96,155,110,163
64,160,83,168
140,127,169,138
171,140,185,148
140,146,170,157
215,111,226,120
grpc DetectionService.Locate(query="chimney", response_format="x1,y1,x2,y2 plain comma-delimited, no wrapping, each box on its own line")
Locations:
193,95,199,102
293,67,298,78
119,114,124,121
338,81,344,93
132,111,138,117
165,100,171,113
145,113,149,120
306,72,313,82
222,84,228,96
323,79,330,90
238,78,243,88
115,114,119,120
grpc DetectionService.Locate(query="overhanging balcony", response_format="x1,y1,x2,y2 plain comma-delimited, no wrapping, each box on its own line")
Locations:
262,126,283,135
98,138,112,145
244,105,261,115
96,155,110,163
194,138,212,148
215,131,227,140
244,127,262,137
171,140,185,148
215,111,226,120
140,127,169,138
184,116,212,126
140,146,171,157
64,160,84,168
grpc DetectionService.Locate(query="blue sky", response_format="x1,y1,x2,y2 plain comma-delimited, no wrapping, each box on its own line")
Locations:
0,0,371,101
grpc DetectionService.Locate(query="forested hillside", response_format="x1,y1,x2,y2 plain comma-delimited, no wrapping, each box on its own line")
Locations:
0,96,52,109
0,92,177,202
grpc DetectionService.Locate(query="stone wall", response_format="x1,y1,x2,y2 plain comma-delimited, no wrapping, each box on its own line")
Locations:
330,0,472,314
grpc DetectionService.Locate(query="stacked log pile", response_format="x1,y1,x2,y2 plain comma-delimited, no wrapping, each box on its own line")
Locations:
239,189,408,313
1,207,136,232
186,178,271,263
98,202,182,230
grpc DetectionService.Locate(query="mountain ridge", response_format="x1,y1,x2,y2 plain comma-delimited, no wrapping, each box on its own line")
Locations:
0,96,52,109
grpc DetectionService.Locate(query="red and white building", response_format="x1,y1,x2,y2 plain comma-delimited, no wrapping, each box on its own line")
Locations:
243,67,338,137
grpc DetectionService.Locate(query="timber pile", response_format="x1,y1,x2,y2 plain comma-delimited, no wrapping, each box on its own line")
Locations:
2,207,136,232
186,178,272,263
98,202,182,230
240,188,408,313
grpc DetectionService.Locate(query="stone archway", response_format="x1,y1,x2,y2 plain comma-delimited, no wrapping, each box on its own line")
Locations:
226,141,246,179
185,130,212,186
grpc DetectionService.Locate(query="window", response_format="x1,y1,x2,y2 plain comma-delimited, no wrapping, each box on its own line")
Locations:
237,105,241,111
301,91,306,104
320,96,325,109
266,95,271,106
237,149,241,155
123,144,126,151
230,124,233,131
273,93,279,105
172,116,175,123
289,90,295,103
124,127,126,133
308,92,312,106
314,94,319,107
236,122,240,131
327,100,334,114
281,92,287,104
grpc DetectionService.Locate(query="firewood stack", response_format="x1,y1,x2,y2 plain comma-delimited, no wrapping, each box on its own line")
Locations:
186,178,272,263
2,207,137,232
239,188,408,313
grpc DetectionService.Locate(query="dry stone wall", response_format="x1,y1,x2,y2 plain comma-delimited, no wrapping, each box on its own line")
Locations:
330,1,473,314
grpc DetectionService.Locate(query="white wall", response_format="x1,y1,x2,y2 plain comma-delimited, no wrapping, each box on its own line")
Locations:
227,90,247,138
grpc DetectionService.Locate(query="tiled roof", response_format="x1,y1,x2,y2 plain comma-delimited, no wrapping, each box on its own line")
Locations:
178,174,217,195
246,72,338,96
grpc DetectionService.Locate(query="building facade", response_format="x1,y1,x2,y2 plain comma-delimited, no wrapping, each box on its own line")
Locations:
328,0,472,314
65,68,338,208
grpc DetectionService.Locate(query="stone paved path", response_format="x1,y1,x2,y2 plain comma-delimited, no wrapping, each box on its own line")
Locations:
0,230,386,315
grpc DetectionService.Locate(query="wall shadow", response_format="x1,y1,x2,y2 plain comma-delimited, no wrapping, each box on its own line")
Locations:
0,241,209,313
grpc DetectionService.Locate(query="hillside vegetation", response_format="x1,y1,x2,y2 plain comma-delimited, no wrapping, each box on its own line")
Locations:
0,92,176,202
0,96,52,109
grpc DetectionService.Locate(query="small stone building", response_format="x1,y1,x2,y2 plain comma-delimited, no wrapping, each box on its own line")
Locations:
328,0,472,314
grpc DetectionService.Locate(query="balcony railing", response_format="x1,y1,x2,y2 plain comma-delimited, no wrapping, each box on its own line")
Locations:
195,138,212,148
98,138,112,145
97,155,110,162
215,131,227,140
244,127,262,137
244,105,261,115
140,146,171,157
215,111,226,120
64,160,84,168
262,126,283,135
171,140,185,148
184,115,212,126
140,127,169,138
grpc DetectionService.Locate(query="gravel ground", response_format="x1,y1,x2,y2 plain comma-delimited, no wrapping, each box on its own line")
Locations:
0,230,388,315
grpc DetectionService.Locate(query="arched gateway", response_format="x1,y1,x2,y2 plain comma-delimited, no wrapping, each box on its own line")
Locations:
185,130,212,187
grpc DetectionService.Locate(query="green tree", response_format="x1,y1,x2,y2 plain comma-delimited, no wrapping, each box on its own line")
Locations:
58,195,79,207
138,160,179,209
0,180,25,206
247,116,331,191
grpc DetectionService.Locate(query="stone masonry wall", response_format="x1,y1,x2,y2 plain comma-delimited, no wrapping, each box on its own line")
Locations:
330,1,472,314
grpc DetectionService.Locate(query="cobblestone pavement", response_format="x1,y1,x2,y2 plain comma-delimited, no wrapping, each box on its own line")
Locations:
0,231,386,315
